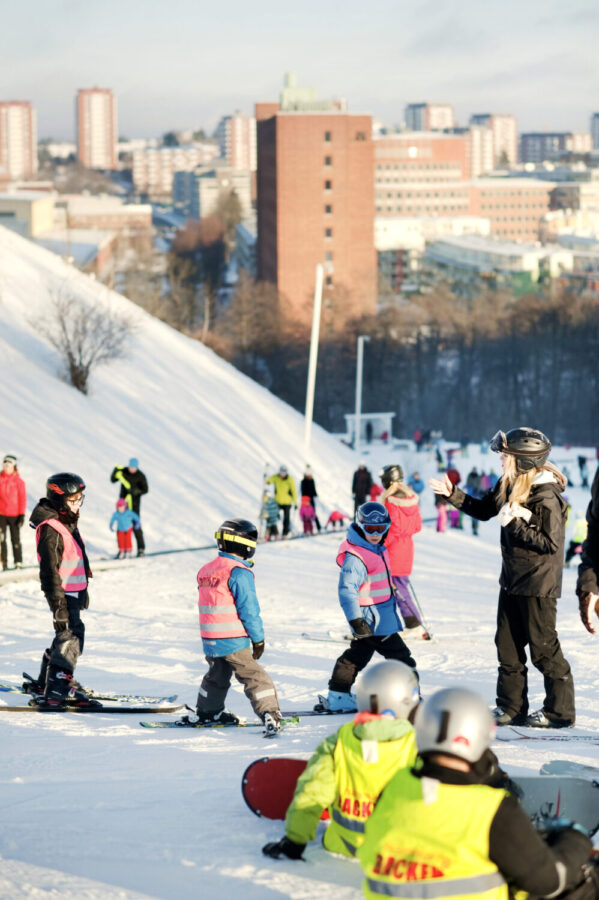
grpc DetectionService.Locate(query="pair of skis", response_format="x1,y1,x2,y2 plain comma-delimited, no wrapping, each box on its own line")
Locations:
0,675,183,715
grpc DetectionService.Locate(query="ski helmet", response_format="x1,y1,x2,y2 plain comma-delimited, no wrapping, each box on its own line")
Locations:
46,473,86,510
490,427,551,472
355,660,420,719
379,464,404,488
414,687,495,764
355,501,391,536
215,518,258,559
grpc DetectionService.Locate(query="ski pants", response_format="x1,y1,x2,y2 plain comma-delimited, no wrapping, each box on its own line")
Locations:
133,525,145,553
391,576,422,628
278,504,292,537
117,528,133,552
197,648,280,719
329,633,417,693
495,590,575,723
0,515,22,567
49,593,86,674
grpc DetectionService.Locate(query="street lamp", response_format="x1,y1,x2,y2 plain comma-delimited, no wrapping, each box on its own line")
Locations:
354,334,370,457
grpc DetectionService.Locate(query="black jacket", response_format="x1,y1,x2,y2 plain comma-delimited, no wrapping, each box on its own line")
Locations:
110,466,148,514
352,468,372,499
450,476,567,598
300,477,318,501
29,499,91,611
415,756,592,898
577,466,599,597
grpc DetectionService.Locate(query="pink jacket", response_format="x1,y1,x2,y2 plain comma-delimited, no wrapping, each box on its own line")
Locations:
384,494,422,576
0,471,26,517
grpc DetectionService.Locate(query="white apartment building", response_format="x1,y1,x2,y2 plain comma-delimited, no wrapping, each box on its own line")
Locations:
470,113,518,166
0,102,37,179
424,233,574,280
76,88,117,169
405,103,454,132
466,125,494,178
216,113,257,171
132,145,219,197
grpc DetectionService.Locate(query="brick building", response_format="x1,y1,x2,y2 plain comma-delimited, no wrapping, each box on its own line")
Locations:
0,101,37,180
76,88,117,170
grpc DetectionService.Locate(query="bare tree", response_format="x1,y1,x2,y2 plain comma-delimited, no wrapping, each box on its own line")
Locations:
37,286,135,394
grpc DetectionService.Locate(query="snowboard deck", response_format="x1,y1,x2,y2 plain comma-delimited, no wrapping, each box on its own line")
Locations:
540,760,599,779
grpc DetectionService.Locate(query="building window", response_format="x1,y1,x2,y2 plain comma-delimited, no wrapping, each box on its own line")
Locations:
324,179,332,190
324,156,332,166
325,251,333,261
355,131,366,141
324,131,332,142
325,228,332,238
325,204,332,214
325,275,333,285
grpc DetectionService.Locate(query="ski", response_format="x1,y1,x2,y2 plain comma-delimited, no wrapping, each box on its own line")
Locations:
301,631,351,644
139,715,300,730
0,679,178,705
0,703,185,714
496,726,599,745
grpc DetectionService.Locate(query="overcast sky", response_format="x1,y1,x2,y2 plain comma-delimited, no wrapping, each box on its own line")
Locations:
2,0,597,140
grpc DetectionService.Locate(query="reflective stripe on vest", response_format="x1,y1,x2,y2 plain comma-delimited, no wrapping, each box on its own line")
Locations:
197,556,249,640
336,540,392,607
365,873,506,898
323,721,417,859
35,518,88,593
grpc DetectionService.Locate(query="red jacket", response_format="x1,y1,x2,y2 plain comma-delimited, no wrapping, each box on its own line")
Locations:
0,470,27,517
384,494,422,576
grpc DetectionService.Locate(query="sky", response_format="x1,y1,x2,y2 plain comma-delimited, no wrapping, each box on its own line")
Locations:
1,0,597,140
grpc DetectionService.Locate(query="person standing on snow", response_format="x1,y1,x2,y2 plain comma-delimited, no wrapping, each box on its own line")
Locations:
300,466,321,532
109,498,140,559
110,458,148,556
26,473,98,709
577,465,599,634
262,661,420,861
359,687,599,900
267,466,297,538
379,464,427,636
180,518,282,736
430,427,574,729
0,454,27,571
352,463,373,515
317,501,417,712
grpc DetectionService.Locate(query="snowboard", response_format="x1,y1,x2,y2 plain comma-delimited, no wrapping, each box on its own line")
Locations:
241,757,599,835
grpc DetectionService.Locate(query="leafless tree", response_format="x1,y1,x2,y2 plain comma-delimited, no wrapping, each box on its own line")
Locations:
36,286,135,394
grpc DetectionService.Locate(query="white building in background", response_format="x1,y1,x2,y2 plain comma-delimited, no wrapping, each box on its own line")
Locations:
216,113,257,171
405,103,454,132
76,88,117,170
466,125,494,178
470,114,518,167
0,101,37,179
132,145,219,197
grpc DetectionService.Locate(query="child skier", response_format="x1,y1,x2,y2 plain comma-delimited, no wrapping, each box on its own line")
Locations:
109,498,140,559
326,510,350,531
26,473,98,709
262,660,420,861
565,511,588,567
261,487,280,541
182,517,282,736
317,501,417,712
299,495,316,535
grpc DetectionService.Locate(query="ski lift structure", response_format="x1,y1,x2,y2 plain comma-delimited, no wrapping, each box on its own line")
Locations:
344,412,395,449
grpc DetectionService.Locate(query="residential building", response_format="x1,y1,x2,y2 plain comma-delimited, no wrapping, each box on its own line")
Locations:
132,144,219,198
54,195,152,231
470,114,517,166
0,190,54,237
216,113,257,170
520,132,593,164
463,125,494,178
234,214,257,278
173,166,252,220
405,103,454,132
76,88,117,169
0,101,37,179
550,180,599,213
256,101,376,327
592,113,599,151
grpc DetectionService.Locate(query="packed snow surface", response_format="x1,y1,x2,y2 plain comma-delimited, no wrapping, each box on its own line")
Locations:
1,226,598,897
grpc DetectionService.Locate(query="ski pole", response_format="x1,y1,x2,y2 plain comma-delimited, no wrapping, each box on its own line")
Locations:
408,580,433,635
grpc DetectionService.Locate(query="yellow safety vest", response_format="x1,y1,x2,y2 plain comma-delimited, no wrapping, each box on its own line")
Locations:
324,721,417,858
359,767,508,900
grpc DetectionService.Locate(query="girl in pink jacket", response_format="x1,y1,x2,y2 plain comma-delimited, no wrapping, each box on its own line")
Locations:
0,454,27,570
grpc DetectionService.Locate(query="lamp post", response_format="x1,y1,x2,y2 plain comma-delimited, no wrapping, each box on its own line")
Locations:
354,334,370,457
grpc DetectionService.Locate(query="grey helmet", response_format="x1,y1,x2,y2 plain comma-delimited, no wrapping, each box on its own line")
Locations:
414,687,495,764
379,464,404,488
355,660,420,719
490,427,551,473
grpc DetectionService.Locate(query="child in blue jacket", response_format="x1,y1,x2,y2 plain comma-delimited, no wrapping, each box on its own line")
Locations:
109,499,140,559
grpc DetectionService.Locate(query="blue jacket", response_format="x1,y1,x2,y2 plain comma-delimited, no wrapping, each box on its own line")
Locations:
110,509,140,532
202,552,265,657
407,475,425,495
338,525,403,636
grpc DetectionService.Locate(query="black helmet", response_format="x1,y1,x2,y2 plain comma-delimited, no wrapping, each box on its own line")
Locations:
215,518,258,559
46,473,86,510
490,427,551,472
379,464,403,488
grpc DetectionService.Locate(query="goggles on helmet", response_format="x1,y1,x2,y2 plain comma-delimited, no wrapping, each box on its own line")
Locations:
363,523,389,534
214,530,257,550
489,431,508,453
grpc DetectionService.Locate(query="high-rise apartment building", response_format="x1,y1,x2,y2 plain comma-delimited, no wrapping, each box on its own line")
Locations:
0,101,37,179
591,113,599,151
405,103,454,132
520,132,593,164
470,114,517,166
216,113,257,170
256,103,376,327
132,144,219,198
76,88,117,170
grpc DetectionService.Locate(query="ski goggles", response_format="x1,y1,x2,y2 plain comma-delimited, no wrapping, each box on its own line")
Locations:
363,523,389,534
214,530,257,549
489,431,508,453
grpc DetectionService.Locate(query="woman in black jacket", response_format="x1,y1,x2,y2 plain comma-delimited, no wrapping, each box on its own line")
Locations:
430,427,575,728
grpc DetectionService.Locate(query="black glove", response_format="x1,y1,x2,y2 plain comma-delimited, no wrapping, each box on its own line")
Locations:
52,605,69,631
80,589,90,610
252,641,265,660
349,618,373,639
262,836,305,860
16,515,24,527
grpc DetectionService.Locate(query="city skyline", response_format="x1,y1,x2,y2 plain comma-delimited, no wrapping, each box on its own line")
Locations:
1,0,597,140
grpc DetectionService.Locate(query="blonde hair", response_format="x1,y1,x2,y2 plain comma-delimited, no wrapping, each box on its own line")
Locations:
498,456,566,507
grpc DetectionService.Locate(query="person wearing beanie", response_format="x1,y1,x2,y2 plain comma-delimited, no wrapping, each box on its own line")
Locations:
109,498,141,559
0,454,27,570
110,458,148,557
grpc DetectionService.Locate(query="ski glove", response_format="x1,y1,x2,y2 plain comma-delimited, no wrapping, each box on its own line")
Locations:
349,617,373,639
510,502,532,522
252,641,265,660
579,592,599,634
16,515,24,527
262,836,305,860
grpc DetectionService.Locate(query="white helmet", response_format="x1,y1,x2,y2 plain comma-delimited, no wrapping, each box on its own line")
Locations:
415,687,495,764
355,660,420,719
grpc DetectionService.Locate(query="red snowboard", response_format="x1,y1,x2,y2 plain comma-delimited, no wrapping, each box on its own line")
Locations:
242,756,331,820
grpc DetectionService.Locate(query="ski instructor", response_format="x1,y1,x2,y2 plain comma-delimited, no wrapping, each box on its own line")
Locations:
430,427,575,729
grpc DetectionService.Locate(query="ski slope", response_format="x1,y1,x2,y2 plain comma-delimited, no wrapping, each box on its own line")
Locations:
1,225,598,898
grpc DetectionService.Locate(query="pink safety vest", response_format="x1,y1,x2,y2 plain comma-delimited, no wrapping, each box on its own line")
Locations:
197,556,249,640
336,540,392,607
36,518,88,593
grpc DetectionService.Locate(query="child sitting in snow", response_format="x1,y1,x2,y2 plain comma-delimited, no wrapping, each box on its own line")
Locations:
299,495,316,535
109,499,140,559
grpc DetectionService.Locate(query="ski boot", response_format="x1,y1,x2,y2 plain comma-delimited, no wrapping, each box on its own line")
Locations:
492,706,528,727
30,667,102,710
314,690,357,714
179,708,241,727
262,711,282,738
525,709,574,729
